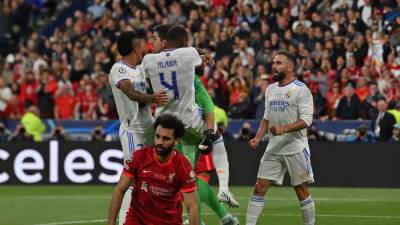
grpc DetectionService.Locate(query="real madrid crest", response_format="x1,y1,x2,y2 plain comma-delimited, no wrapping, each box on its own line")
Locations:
285,90,292,99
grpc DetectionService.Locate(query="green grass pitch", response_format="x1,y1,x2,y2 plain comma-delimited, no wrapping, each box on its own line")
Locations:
1,186,400,225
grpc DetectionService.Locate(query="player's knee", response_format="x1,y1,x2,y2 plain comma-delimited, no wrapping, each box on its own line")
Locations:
254,179,270,196
294,183,310,201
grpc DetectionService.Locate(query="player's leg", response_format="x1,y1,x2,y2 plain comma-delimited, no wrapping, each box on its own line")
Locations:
196,154,239,224
211,131,239,207
285,149,315,225
294,184,315,225
246,153,286,225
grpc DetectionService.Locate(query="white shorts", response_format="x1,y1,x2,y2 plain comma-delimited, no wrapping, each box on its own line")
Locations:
257,149,314,186
119,127,154,164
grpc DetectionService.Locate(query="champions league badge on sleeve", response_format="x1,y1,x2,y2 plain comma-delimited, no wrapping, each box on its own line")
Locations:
119,67,127,74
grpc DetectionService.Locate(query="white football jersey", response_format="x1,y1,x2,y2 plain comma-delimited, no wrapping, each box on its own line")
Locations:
141,47,202,120
263,80,313,155
109,61,152,130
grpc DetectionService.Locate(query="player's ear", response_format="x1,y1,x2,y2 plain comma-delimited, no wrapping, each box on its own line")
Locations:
162,40,167,48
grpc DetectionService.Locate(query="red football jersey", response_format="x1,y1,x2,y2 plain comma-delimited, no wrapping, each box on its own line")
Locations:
123,146,196,225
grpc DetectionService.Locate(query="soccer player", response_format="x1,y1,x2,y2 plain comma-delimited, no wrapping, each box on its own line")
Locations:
108,114,199,225
246,51,315,225
149,25,239,208
109,31,168,225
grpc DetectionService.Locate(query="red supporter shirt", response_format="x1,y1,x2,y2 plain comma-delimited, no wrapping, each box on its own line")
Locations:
76,91,97,113
55,95,76,119
19,82,39,106
123,146,196,225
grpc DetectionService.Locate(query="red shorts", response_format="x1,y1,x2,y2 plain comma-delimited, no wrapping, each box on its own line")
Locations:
195,153,215,173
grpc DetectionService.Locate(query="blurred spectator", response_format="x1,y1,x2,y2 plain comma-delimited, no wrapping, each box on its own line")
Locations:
214,105,228,129
316,124,376,143
87,0,105,20
363,81,384,119
54,85,76,119
10,124,33,142
95,72,115,119
389,123,400,142
335,84,363,120
217,122,234,142
90,124,105,141
228,77,249,118
19,70,39,108
76,82,97,120
248,74,268,119
325,82,341,118
20,105,45,142
36,69,57,118
0,77,12,118
354,76,369,102
237,122,255,142
388,101,400,123
0,122,11,141
0,0,399,128
371,98,396,142
49,124,68,140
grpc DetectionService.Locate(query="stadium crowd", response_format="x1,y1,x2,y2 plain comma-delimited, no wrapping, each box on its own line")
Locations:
0,1,399,126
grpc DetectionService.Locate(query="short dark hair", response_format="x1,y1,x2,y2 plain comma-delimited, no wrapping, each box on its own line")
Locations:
153,24,172,41
166,25,188,47
153,114,185,139
276,50,297,69
117,31,140,56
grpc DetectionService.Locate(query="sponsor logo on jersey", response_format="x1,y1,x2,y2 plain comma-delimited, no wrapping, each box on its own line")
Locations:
269,100,289,112
142,169,152,174
141,181,148,192
167,173,175,183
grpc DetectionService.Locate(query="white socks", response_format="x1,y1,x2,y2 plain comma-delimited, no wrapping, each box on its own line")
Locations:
212,136,230,191
300,196,315,225
118,187,132,225
246,195,265,225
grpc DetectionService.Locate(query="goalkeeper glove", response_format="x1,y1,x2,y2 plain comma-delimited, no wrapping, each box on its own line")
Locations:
199,129,214,154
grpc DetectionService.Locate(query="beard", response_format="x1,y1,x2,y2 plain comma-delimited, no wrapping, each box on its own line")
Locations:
272,71,286,82
155,144,173,157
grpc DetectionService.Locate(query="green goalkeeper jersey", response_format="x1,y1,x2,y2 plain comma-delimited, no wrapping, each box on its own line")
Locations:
194,75,214,113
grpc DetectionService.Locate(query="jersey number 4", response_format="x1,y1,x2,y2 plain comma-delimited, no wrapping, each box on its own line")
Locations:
159,71,179,100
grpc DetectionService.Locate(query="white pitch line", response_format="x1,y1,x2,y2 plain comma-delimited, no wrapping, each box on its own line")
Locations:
22,195,110,200
31,213,400,225
32,219,106,225
13,195,400,202
200,212,400,219
235,196,400,202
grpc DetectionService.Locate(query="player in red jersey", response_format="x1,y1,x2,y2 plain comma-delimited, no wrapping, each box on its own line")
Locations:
108,114,199,225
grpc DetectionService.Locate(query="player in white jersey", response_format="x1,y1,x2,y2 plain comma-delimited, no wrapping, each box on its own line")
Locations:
148,25,239,225
246,51,315,225
109,31,168,225
144,25,239,206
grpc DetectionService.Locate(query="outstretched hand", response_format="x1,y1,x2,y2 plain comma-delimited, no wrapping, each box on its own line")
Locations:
152,90,169,106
